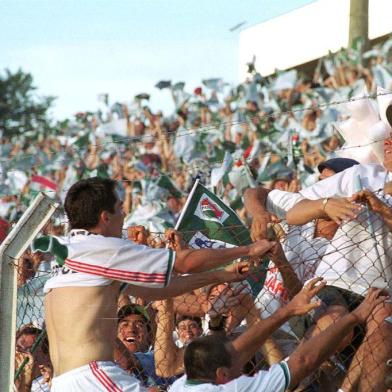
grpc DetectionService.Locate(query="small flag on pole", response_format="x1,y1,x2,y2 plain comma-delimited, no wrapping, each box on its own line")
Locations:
175,180,268,294
175,179,250,246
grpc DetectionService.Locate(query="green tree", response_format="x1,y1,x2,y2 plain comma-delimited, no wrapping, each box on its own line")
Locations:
0,68,56,138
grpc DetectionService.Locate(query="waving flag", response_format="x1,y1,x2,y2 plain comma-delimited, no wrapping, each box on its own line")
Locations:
30,175,57,195
175,180,249,245
176,180,268,294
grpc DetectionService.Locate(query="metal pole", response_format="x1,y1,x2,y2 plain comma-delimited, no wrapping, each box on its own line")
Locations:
0,193,58,392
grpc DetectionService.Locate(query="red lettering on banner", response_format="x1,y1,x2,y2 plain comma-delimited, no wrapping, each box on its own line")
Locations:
264,269,289,301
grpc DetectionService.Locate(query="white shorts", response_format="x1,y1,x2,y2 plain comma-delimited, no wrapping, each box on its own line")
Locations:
50,361,147,392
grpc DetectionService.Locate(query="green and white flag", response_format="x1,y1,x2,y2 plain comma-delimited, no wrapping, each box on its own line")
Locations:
140,175,182,203
176,180,268,294
155,174,183,199
124,201,175,232
210,151,233,188
175,179,250,247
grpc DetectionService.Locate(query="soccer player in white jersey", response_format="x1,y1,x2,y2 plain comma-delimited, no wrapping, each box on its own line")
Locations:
244,135,392,391
42,177,275,391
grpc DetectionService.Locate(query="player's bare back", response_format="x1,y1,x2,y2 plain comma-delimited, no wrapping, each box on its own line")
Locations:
45,281,121,375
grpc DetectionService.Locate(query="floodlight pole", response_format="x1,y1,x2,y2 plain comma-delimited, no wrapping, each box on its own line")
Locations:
348,0,369,50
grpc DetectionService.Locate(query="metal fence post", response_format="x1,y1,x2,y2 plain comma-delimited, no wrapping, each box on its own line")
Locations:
0,193,58,392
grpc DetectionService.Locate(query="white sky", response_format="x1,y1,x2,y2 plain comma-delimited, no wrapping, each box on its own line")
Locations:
1,0,314,119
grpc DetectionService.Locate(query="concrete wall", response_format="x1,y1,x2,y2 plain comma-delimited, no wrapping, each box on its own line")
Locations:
238,0,392,79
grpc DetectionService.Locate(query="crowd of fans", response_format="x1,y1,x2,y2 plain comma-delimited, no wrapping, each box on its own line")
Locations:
6,35,392,391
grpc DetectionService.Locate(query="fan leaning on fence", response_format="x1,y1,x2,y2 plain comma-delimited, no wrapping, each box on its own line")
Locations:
32,176,275,391
244,131,392,390
29,177,390,392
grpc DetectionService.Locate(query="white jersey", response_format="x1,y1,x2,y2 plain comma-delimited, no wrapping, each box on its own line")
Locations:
50,360,146,392
42,231,175,292
169,362,290,392
257,191,328,334
266,163,392,295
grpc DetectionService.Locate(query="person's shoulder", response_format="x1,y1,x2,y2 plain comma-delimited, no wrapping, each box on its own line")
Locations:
168,374,186,391
301,162,386,197
169,376,218,391
357,163,386,174
226,362,290,391
86,234,128,246
68,234,131,252
356,163,387,188
324,162,385,177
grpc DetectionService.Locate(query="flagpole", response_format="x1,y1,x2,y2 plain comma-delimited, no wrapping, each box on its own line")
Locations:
174,179,199,230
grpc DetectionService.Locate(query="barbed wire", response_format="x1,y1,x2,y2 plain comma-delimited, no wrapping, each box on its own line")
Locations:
2,90,391,168
2,139,390,204
97,90,392,147
0,89,390,203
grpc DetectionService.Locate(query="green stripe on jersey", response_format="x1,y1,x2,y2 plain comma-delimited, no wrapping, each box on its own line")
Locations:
279,362,291,391
165,249,175,287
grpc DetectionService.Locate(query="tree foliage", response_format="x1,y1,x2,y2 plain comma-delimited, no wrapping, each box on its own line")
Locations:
0,68,56,138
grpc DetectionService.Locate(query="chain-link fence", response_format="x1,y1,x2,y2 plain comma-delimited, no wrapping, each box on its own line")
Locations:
7,187,392,392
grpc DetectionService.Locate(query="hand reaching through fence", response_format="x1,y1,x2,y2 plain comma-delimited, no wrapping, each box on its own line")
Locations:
127,225,149,245
350,189,392,232
164,228,187,251
250,213,272,241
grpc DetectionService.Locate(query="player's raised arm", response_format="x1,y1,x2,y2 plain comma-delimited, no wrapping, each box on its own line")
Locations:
173,239,274,273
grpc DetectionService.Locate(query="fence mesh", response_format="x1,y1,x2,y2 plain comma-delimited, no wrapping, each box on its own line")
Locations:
4,35,392,390
9,189,392,391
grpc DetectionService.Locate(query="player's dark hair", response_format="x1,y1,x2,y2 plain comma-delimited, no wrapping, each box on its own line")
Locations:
184,335,232,382
64,177,117,230
117,304,152,334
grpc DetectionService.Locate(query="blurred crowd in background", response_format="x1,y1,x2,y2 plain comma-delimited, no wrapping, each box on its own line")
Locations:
6,35,392,391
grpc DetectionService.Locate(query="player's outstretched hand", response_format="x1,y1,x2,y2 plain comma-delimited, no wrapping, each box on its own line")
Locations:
285,277,327,316
351,288,389,323
350,189,387,215
221,261,253,282
250,213,271,241
247,239,275,258
164,229,187,251
323,198,362,225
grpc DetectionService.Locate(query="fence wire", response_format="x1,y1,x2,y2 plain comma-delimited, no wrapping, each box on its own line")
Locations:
9,186,392,391
4,37,392,391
